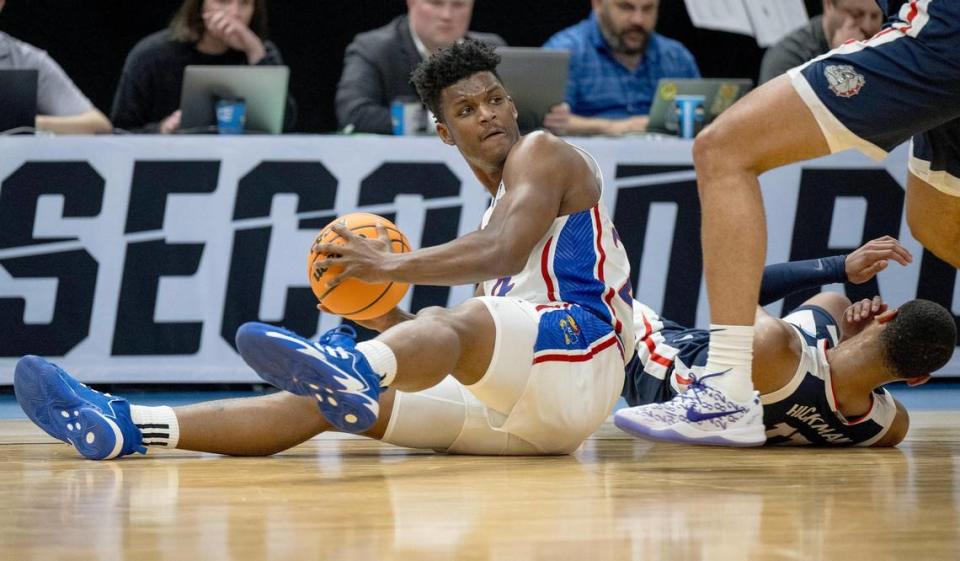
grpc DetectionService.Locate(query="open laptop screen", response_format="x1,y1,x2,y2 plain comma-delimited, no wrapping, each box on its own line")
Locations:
647,78,753,135
0,69,38,134
495,47,570,133
179,65,289,134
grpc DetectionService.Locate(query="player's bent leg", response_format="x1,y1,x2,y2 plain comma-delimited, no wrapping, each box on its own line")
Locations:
906,170,960,268
236,322,384,434
14,355,145,460
235,300,495,435
382,376,541,455
378,299,496,391
695,74,831,329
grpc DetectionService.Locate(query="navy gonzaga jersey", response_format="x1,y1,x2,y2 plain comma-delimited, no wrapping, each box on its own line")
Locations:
624,303,898,446
876,0,909,19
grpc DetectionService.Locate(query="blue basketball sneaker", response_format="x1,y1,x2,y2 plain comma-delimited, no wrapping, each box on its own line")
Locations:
614,370,766,447
235,322,381,433
14,355,145,460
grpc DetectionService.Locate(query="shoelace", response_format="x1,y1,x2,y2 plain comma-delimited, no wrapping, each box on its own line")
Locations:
689,368,731,388
681,369,743,412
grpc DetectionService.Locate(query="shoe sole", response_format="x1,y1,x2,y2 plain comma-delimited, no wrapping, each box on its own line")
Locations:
14,356,124,460
613,411,766,448
235,324,379,433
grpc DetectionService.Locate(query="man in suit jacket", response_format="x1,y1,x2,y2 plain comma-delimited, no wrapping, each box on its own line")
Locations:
335,0,506,134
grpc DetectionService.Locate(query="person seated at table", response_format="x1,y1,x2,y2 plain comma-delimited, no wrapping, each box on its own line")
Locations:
111,0,295,133
541,0,699,136
758,0,883,85
0,0,111,134
335,0,505,134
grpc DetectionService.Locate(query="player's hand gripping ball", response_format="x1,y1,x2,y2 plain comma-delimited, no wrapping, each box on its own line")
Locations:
308,213,411,320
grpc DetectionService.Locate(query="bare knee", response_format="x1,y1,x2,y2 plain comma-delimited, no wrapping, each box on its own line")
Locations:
693,122,734,178
692,119,763,199
411,299,494,384
414,300,489,332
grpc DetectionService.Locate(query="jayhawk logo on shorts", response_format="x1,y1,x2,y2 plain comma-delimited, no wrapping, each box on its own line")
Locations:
560,314,581,346
824,64,865,98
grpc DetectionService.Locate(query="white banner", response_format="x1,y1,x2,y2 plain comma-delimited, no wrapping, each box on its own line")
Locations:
0,136,955,383
684,0,809,47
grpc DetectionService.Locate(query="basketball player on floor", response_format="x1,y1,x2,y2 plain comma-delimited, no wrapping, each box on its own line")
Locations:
624,0,960,446
14,237,947,456
14,40,637,459
617,236,956,447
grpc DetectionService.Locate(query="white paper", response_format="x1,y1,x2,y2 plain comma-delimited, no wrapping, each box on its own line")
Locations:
742,0,810,47
683,0,754,35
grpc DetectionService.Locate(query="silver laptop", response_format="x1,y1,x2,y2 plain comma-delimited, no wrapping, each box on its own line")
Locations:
179,65,289,134
0,69,38,134
495,47,570,132
647,78,753,135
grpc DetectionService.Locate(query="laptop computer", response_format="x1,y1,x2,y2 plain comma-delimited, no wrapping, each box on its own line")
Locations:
647,78,753,135
0,69,38,134
179,65,289,134
495,47,570,132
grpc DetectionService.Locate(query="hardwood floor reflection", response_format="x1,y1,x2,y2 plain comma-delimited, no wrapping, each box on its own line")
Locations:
2,412,958,561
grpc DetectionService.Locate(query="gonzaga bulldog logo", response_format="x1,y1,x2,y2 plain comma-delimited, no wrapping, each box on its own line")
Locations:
824,64,865,98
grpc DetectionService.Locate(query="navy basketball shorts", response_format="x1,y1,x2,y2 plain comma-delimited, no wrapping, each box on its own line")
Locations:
788,0,960,196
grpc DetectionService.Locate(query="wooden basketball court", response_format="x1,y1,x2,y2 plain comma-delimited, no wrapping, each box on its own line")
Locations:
2,411,959,560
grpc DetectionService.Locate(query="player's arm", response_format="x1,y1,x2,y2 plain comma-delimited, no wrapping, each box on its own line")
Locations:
871,398,909,447
758,236,912,305
543,103,650,136
316,134,578,286
36,108,113,135
380,134,568,284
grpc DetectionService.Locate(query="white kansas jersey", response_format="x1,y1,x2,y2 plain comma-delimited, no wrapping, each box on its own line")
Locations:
480,142,635,360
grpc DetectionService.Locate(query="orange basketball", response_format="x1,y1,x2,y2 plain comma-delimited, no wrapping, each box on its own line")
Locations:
307,213,412,320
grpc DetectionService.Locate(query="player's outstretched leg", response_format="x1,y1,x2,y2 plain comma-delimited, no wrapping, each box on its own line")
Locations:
235,322,382,433
613,370,765,447
14,355,146,460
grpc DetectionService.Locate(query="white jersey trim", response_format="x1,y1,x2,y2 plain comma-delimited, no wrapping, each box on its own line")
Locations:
908,139,960,197
787,66,888,161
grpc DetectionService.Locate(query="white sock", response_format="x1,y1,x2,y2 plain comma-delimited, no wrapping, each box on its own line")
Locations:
703,324,756,402
356,340,398,387
130,405,180,449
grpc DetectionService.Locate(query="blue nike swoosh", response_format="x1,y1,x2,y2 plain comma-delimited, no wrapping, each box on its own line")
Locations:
686,407,743,422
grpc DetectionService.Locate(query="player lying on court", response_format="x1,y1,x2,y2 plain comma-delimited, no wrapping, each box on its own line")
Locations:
14,234,951,458
627,0,960,447
13,39,637,459
617,236,957,447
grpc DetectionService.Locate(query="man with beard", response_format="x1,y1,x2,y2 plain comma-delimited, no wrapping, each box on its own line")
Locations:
541,0,699,136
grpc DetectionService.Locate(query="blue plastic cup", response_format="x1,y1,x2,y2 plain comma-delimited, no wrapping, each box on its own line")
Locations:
391,98,424,135
674,95,705,139
390,100,405,135
215,97,246,135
